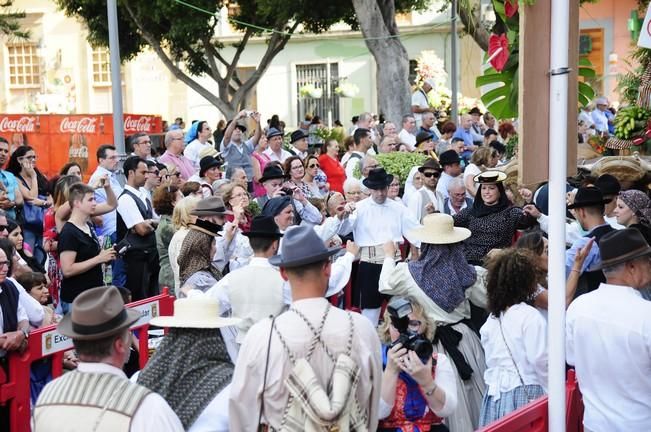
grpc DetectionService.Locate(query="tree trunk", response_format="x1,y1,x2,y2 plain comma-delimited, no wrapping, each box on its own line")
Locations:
352,0,411,126
456,0,490,51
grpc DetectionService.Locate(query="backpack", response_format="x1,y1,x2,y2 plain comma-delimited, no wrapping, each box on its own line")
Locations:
272,303,368,432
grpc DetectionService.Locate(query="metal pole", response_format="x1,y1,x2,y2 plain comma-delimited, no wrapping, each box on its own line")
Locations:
107,0,125,156
450,0,458,123
548,0,569,430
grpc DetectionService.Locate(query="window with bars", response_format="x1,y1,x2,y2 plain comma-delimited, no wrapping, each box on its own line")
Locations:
92,47,112,85
295,62,340,126
7,43,40,88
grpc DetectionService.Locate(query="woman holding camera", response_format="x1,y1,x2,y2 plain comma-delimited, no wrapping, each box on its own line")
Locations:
378,296,458,432
380,213,487,431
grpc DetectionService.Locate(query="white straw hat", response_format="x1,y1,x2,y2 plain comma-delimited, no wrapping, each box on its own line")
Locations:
150,297,241,329
407,213,471,245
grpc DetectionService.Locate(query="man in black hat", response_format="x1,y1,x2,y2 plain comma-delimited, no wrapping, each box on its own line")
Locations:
565,186,615,298
288,130,309,159
221,110,262,188
229,225,382,431
566,228,651,432
436,149,463,201
183,216,286,355
407,158,444,222
339,167,422,325
468,107,485,145
34,286,183,430
263,127,291,162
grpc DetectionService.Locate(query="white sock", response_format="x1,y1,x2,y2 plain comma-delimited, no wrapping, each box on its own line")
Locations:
361,308,381,327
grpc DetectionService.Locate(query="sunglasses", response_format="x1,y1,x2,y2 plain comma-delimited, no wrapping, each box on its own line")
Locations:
0,225,7,231
422,171,441,178
308,164,320,169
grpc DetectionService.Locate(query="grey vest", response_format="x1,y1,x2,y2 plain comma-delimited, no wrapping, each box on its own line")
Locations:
224,141,254,179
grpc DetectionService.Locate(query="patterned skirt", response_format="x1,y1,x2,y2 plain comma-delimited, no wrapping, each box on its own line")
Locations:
478,384,545,427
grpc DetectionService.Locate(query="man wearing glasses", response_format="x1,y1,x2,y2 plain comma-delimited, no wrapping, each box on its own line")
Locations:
407,158,444,223
128,132,156,162
159,130,195,181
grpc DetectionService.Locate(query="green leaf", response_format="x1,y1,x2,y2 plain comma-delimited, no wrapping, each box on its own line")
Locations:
578,81,595,107
476,72,513,87
578,67,596,78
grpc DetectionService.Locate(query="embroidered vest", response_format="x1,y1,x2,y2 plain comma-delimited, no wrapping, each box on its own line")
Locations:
226,265,285,343
34,371,151,432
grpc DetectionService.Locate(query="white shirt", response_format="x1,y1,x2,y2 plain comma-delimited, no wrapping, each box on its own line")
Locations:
480,303,548,400
411,89,430,126
9,276,44,328
88,166,123,237
263,147,292,163
188,384,230,432
407,187,444,222
378,352,458,419
591,109,609,133
76,362,184,431
604,215,625,230
117,185,150,229
0,281,28,338
185,139,213,169
566,283,651,432
340,196,422,247
463,164,481,197
398,129,417,151
344,151,365,179
536,214,586,246
436,172,456,200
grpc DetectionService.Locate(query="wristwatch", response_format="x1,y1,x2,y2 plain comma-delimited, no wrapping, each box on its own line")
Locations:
424,382,437,396
20,327,29,340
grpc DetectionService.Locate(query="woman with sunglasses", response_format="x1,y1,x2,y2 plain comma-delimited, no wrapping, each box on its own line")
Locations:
302,155,326,198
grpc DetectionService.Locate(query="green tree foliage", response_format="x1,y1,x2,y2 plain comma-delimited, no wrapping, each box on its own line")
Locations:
56,0,425,119
0,0,29,39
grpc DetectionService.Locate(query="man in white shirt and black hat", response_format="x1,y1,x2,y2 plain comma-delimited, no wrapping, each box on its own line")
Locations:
566,228,651,432
412,78,436,128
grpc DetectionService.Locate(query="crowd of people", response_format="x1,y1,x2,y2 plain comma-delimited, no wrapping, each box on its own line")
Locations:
1,92,650,432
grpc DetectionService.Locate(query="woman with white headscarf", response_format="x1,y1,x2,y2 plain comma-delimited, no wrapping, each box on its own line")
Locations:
402,166,424,208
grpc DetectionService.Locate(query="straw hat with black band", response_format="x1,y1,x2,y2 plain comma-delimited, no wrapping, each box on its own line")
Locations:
473,170,507,184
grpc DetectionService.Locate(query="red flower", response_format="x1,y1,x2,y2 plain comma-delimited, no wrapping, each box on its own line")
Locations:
488,33,510,72
505,0,518,18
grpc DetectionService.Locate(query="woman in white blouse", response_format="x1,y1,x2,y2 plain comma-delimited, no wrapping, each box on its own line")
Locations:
479,248,548,426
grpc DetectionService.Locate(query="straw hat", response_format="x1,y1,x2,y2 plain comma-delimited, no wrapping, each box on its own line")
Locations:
407,213,471,245
150,297,241,329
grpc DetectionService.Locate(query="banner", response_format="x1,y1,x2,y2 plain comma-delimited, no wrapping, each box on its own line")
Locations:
638,5,651,48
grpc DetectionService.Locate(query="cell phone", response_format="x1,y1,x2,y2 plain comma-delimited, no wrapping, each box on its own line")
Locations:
113,239,131,256
280,187,294,197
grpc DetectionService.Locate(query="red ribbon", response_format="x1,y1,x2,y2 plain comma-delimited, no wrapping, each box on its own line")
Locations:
632,120,651,145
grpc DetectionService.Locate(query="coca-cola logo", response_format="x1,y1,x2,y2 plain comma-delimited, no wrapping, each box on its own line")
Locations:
0,117,36,133
59,117,97,134
124,116,153,132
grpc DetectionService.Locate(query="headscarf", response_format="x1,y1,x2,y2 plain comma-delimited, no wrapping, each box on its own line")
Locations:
262,195,292,217
178,228,222,285
619,190,651,225
402,166,421,206
184,121,200,144
470,182,510,218
408,242,477,312
138,328,233,429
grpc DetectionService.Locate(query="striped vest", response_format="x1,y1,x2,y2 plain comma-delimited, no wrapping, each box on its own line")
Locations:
34,371,151,432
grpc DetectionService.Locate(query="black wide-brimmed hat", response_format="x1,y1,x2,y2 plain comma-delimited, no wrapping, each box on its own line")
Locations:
439,149,461,166
594,174,621,197
259,164,286,183
416,131,434,146
363,167,394,190
242,215,283,238
418,158,442,173
596,228,651,269
58,286,140,340
469,107,483,115
567,186,612,210
290,130,308,144
199,155,222,177
269,225,339,268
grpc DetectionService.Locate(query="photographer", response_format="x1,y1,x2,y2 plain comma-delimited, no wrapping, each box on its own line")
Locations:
378,296,457,432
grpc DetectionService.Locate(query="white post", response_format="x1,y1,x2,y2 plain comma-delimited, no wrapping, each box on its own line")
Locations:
548,0,569,431
107,0,125,155
450,0,458,122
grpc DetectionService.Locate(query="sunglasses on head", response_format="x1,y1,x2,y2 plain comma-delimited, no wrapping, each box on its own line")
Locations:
422,171,441,178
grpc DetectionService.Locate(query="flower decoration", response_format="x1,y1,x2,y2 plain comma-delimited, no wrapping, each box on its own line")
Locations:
488,33,510,72
334,82,359,98
298,84,323,99
504,0,518,18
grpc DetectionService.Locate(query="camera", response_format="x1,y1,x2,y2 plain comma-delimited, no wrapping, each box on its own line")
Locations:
113,238,131,257
280,187,294,197
388,297,433,363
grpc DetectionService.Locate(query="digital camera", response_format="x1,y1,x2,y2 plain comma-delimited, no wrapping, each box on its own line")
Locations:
388,297,433,363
